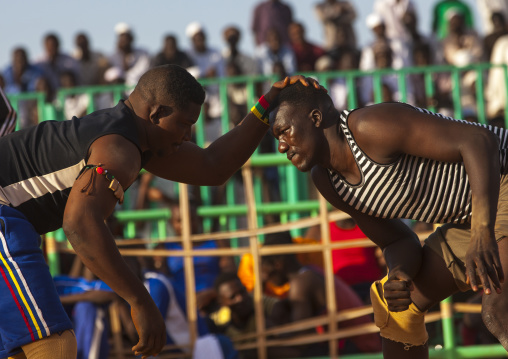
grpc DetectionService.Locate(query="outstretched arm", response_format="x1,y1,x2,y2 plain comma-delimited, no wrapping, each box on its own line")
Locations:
63,134,166,358
144,76,324,185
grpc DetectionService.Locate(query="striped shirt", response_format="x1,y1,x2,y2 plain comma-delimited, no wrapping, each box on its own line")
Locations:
328,105,508,224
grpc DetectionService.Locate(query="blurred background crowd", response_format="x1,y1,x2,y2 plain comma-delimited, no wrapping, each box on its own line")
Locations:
2,0,508,358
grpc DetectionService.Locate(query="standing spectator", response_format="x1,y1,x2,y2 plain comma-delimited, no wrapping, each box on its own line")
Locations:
255,28,297,77
151,34,195,70
185,22,224,144
476,0,508,35
222,26,258,76
441,8,483,113
288,22,326,72
483,12,508,61
3,48,43,94
251,0,293,46
36,33,80,91
372,0,415,41
314,0,357,51
60,70,89,121
486,34,508,121
328,48,361,110
432,0,474,40
360,13,411,72
359,14,413,105
73,32,109,86
2,48,43,128
107,23,150,88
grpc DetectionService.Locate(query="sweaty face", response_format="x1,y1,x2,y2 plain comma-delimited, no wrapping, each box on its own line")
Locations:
153,102,201,157
271,103,318,172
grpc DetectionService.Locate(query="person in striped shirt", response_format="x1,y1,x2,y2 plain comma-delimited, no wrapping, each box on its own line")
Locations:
268,82,508,358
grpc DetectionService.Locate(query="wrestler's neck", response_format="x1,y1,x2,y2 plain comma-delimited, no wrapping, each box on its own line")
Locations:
125,96,152,153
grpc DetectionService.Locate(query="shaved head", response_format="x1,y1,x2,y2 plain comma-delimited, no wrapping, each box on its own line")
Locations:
134,64,205,110
276,82,333,115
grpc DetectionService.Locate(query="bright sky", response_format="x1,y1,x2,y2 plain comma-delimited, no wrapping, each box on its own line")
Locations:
0,0,481,71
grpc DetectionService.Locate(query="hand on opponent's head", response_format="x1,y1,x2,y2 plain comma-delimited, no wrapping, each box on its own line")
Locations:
265,75,327,105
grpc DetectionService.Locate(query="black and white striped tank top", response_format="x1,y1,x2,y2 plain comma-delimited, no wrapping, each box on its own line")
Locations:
328,105,508,224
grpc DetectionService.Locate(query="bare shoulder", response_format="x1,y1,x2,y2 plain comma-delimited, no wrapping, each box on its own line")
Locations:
348,103,414,134
87,134,142,187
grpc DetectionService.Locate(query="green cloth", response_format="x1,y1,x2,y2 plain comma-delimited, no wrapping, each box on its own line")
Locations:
432,0,474,40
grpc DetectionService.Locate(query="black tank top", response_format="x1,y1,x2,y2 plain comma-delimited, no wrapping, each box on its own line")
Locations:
0,100,150,234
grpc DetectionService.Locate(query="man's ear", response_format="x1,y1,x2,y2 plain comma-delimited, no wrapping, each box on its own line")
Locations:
149,105,173,125
310,109,323,127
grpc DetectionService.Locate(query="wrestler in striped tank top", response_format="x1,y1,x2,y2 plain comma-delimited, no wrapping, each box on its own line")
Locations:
328,105,508,224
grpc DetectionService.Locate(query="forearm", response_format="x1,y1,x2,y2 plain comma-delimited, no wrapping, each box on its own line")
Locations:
382,235,423,279
462,130,500,234
64,223,151,306
204,113,269,183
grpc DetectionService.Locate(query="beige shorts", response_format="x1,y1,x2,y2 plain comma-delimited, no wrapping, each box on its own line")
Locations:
424,174,508,292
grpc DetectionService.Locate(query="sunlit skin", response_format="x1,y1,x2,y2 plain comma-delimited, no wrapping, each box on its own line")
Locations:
270,86,508,357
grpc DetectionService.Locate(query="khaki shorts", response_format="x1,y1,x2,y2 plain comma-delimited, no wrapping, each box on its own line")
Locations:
425,174,508,292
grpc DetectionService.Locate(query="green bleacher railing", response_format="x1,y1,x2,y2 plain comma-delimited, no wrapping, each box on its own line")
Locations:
7,63,508,358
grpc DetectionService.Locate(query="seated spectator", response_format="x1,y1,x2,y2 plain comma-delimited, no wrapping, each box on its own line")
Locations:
314,0,357,51
288,22,326,72
60,70,89,120
73,32,109,86
306,219,384,302
255,27,297,78
261,231,382,355
54,256,117,359
164,200,236,314
107,23,150,88
222,26,258,76
123,252,238,358
210,272,281,358
151,34,195,70
35,32,80,91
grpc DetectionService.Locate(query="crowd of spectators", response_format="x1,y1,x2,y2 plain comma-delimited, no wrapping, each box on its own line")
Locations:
3,0,508,128
4,0,508,358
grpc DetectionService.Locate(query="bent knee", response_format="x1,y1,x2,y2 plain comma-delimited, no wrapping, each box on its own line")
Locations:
370,278,428,347
22,330,77,359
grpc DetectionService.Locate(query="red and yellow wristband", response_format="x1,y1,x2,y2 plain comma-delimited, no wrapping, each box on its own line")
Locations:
250,95,270,126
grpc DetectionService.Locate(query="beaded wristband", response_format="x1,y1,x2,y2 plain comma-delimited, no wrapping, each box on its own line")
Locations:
77,163,125,204
250,95,270,126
